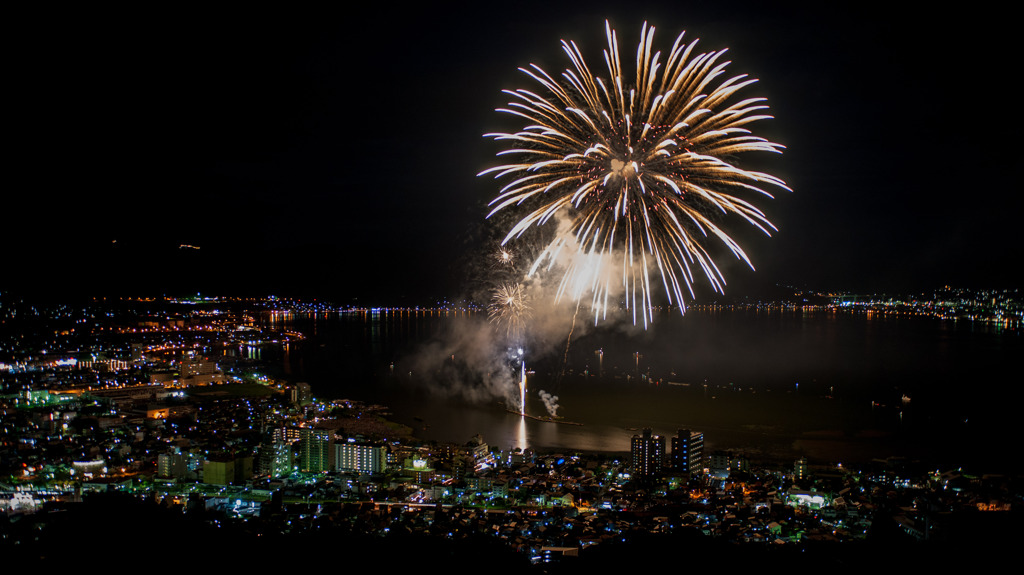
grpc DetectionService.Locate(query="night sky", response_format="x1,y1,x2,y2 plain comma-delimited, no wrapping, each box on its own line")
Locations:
6,3,1020,303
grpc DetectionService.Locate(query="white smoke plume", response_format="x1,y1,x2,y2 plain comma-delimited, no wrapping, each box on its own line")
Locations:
404,316,519,406
537,389,559,417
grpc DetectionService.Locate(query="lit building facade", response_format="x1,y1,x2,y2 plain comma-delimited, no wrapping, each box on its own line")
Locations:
178,353,223,385
335,441,386,474
672,429,704,474
631,428,665,478
204,455,253,486
300,428,333,472
794,457,808,480
257,441,294,479
157,448,203,480
290,382,312,405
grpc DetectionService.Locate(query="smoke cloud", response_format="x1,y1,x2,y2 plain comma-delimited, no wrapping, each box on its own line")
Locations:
537,389,559,417
404,316,519,406
406,210,647,407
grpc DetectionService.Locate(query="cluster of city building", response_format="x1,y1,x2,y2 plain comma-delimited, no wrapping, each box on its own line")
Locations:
2,366,1018,559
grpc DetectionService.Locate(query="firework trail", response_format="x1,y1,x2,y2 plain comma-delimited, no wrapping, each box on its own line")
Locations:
519,361,527,416
481,21,789,326
558,300,580,386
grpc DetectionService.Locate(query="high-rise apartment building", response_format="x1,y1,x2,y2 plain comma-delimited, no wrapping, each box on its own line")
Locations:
631,428,665,478
300,428,333,472
672,429,704,474
257,441,294,479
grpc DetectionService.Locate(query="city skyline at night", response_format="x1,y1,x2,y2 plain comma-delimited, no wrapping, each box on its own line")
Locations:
3,3,1018,565
2,291,1019,566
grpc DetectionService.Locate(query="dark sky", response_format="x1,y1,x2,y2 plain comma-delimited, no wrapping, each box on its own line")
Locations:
6,3,1020,303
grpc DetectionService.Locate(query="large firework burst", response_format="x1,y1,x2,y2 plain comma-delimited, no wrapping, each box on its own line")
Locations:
480,22,789,326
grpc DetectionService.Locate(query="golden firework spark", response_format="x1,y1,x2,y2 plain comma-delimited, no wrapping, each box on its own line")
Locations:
480,22,789,326
489,283,531,341
494,247,515,267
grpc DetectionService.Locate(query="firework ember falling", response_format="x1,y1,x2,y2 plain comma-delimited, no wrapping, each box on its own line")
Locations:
481,21,789,326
